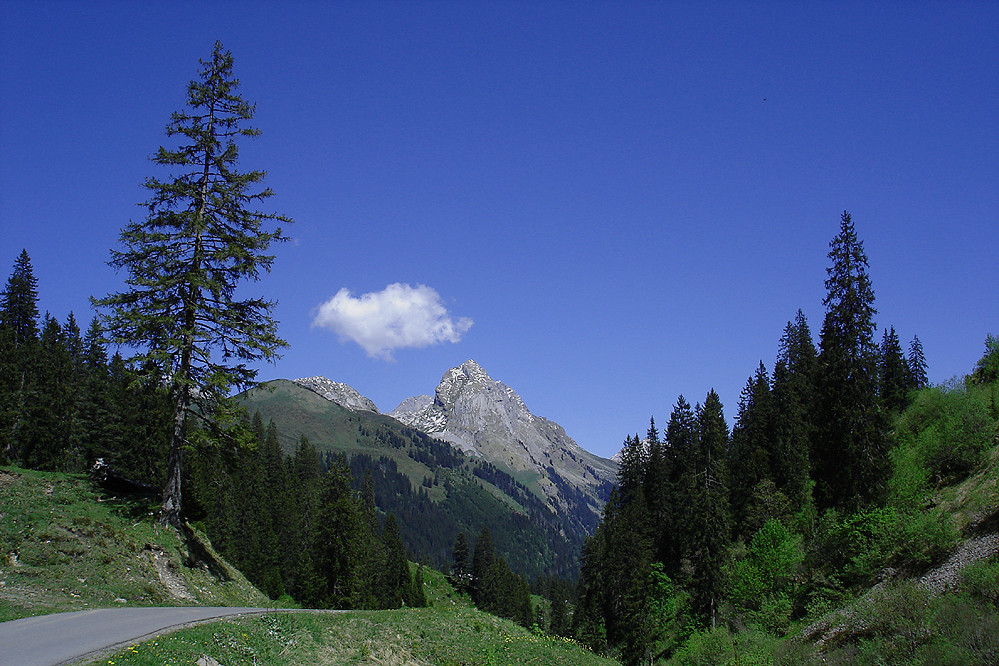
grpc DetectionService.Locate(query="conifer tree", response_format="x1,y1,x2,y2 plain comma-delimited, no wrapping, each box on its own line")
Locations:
0,250,39,347
813,212,888,510
22,314,66,469
879,326,909,413
471,526,496,606
907,334,928,391
771,311,816,510
0,250,40,463
616,433,646,505
452,532,472,592
662,395,697,572
93,42,290,525
728,362,775,536
644,416,672,565
381,514,412,608
686,390,730,628
312,456,365,608
79,318,112,464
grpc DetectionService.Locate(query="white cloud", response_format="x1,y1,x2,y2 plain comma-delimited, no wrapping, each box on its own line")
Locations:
312,283,473,359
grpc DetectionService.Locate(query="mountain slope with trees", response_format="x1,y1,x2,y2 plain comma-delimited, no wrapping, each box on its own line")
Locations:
573,213,999,665
235,378,588,580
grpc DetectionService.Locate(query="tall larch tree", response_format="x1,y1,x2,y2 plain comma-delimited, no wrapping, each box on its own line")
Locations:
93,42,291,525
813,211,888,510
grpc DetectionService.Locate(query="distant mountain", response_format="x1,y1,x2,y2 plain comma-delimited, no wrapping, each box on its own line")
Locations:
236,379,587,578
389,360,617,531
294,376,380,413
237,361,618,579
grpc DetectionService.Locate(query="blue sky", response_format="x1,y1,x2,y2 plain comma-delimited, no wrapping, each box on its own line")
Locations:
2,1,996,458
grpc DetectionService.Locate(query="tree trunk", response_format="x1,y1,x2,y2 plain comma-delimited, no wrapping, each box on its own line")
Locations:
160,385,188,526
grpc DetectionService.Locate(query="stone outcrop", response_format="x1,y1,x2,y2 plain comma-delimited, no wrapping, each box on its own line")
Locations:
389,360,617,527
293,376,380,413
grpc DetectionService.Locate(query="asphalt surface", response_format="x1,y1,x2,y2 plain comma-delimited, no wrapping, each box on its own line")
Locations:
0,606,282,666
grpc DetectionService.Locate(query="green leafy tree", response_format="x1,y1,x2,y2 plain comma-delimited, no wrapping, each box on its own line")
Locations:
621,562,692,666
813,212,889,511
93,42,291,525
728,519,803,633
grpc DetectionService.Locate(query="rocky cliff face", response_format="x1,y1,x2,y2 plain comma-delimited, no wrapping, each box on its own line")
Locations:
389,360,617,528
294,376,380,413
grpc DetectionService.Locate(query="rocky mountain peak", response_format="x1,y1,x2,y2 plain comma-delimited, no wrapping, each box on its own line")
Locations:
293,376,379,413
389,360,617,527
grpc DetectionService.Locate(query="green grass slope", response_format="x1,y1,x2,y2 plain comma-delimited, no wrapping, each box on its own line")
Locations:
94,570,619,666
0,466,270,622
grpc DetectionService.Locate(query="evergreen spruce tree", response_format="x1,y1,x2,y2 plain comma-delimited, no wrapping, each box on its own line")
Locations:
686,390,730,629
79,318,112,465
770,312,816,511
907,334,928,391
813,212,889,510
574,526,609,651
381,514,412,608
471,526,496,607
93,42,290,525
616,433,646,505
728,362,776,536
662,395,697,574
312,456,365,608
451,531,472,592
0,250,40,464
0,251,40,347
22,314,66,469
878,325,909,413
601,487,652,646
644,416,673,567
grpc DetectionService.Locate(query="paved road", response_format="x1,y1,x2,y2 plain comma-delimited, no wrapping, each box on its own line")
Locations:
0,606,285,666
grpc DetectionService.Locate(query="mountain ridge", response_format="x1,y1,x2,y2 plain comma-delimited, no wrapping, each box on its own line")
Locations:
381,359,618,530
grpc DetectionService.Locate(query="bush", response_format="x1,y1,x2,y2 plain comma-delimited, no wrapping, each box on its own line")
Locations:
892,383,997,493
665,626,781,666
960,558,999,607
729,520,803,634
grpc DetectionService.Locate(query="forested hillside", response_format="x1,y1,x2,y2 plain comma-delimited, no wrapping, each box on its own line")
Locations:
0,250,429,613
236,378,586,579
572,213,999,664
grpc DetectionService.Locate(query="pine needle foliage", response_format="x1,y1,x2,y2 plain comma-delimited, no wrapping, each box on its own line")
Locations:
93,42,290,525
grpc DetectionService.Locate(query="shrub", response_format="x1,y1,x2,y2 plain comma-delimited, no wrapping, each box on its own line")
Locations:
729,519,803,634
960,558,999,607
892,382,997,498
